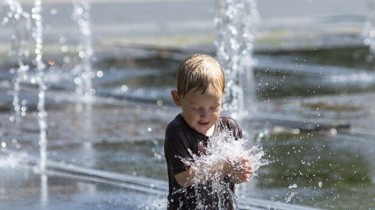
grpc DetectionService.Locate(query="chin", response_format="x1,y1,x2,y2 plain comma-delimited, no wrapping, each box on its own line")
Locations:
195,127,207,135
200,127,212,135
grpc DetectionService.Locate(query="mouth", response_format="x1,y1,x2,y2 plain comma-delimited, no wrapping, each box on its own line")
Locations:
198,121,210,126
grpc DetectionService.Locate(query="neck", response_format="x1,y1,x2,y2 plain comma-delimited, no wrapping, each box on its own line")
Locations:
205,125,215,137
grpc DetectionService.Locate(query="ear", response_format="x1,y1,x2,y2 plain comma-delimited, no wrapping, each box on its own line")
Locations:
171,90,181,106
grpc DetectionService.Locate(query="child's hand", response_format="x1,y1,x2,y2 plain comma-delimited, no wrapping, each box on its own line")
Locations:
230,157,253,183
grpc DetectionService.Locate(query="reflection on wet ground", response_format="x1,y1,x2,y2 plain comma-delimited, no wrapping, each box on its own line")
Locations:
1,46,375,209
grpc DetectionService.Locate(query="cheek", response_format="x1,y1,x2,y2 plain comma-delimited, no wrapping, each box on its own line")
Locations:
206,112,219,122
185,110,200,120
212,113,220,120
213,109,221,117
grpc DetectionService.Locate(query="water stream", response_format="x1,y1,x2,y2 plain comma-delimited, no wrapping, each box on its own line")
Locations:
215,0,259,118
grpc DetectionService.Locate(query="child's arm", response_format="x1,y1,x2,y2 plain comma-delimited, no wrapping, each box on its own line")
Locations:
175,157,253,187
175,167,195,187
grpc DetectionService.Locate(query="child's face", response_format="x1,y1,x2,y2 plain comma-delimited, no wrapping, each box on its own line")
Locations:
174,85,223,136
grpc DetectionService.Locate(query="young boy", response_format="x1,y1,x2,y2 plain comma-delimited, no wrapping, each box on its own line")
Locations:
164,54,253,209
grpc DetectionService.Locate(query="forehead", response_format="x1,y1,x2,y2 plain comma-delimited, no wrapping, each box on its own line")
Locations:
177,55,225,96
184,86,223,102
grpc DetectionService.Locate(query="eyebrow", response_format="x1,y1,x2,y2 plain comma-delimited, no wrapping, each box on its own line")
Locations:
189,103,221,107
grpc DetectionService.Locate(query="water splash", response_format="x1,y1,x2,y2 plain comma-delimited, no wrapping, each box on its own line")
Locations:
2,0,31,131
30,0,48,172
72,0,95,102
215,0,260,118
364,0,375,60
182,129,267,209
0,151,27,168
72,0,95,150
190,130,266,180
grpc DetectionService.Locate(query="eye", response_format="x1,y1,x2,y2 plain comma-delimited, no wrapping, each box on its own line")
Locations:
210,106,220,111
192,107,206,113
191,107,200,111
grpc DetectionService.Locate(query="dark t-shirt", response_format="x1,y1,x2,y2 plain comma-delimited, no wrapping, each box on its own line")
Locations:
164,114,243,210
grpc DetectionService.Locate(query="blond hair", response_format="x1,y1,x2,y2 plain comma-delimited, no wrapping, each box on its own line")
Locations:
176,54,225,96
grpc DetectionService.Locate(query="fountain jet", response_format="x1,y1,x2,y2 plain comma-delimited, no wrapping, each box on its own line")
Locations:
215,0,260,119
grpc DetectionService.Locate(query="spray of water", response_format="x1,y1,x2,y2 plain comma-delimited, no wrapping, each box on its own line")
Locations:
2,0,31,132
0,151,27,168
215,0,260,118
72,0,95,102
29,0,48,172
181,129,267,209
364,0,375,60
188,130,266,181
72,0,95,149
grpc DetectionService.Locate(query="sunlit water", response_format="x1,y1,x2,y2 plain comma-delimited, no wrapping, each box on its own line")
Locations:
215,0,259,118
1,1,375,210
179,130,267,209
1,46,375,209
186,130,266,182
72,0,94,99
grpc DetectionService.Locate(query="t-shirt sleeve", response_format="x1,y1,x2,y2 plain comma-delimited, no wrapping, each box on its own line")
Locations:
165,126,193,175
222,117,243,140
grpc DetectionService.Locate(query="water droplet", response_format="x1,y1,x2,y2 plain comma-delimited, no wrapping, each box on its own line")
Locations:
156,99,163,106
288,184,297,189
74,77,81,85
75,7,83,15
364,38,371,46
50,9,57,15
89,89,96,95
329,128,337,136
79,51,85,58
121,85,128,92
96,71,103,78
2,17,9,24
21,100,27,105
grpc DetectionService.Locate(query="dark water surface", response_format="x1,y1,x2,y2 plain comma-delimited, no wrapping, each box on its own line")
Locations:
1,46,375,209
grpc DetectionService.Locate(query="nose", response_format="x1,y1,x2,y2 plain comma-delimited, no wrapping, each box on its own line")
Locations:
199,109,210,118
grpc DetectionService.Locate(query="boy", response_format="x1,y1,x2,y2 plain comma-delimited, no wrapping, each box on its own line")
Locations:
164,54,253,209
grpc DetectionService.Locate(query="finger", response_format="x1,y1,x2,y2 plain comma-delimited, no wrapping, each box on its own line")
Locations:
241,158,250,163
239,174,250,182
235,165,252,174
